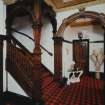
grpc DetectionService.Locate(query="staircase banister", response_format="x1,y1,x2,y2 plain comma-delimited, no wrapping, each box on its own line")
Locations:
11,28,53,56
40,45,53,56
11,28,34,41
10,35,33,56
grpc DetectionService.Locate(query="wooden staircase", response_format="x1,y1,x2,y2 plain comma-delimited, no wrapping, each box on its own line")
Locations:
5,36,54,104
4,0,58,103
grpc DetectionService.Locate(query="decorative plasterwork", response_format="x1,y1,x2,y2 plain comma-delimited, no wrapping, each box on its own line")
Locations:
45,0,105,12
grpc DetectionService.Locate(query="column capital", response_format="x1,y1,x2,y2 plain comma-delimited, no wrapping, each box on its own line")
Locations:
53,36,64,41
32,20,42,30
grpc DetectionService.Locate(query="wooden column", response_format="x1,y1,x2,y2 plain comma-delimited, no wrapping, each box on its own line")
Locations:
53,36,63,82
101,26,105,80
102,26,105,101
32,0,42,103
103,27,105,80
0,37,3,96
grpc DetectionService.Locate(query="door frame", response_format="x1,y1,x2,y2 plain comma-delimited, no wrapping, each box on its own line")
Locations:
56,11,105,80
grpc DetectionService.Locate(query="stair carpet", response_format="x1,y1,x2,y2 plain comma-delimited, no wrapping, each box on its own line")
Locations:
2,66,105,105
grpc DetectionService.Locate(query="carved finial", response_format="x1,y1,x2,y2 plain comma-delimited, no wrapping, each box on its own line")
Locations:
78,7,85,12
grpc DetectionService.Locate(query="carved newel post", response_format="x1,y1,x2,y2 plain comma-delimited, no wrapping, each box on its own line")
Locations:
32,0,43,103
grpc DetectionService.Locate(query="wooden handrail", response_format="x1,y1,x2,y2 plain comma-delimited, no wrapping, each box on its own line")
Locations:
40,45,53,56
11,28,53,56
11,28,34,41
10,35,33,55
0,35,32,56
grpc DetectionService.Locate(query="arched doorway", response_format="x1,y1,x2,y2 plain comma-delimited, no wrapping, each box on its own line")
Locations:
54,11,105,81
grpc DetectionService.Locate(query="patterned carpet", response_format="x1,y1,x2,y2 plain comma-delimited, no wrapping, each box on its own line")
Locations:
41,69,104,105
2,68,104,105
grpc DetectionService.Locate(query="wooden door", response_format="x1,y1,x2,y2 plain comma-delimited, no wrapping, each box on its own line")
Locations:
73,39,89,74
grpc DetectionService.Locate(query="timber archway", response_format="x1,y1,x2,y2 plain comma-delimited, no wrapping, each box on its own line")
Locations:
54,11,105,82
56,11,105,37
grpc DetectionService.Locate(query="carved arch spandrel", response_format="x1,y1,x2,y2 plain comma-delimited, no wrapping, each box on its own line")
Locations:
56,11,105,37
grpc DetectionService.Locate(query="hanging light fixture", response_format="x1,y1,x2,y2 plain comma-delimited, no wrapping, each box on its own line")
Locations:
78,32,83,40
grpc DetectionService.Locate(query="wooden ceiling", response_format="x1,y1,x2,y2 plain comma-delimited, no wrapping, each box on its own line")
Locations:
45,0,105,12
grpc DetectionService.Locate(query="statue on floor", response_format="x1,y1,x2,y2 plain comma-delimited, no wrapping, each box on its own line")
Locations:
90,48,104,79
67,62,83,85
